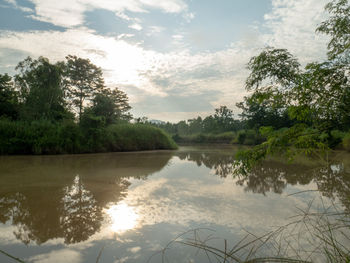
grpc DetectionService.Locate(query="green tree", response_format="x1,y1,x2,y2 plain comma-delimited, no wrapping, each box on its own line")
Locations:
85,88,132,126
316,0,350,60
214,106,235,132
234,0,350,173
102,88,132,122
65,55,105,122
237,91,294,130
187,117,203,134
202,115,217,133
177,120,189,135
14,57,69,121
0,73,19,120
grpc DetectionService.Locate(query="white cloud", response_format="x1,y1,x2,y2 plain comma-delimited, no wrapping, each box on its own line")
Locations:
129,23,143,31
4,0,33,12
146,26,165,36
263,0,329,64
172,34,184,40
183,12,195,22
27,0,188,28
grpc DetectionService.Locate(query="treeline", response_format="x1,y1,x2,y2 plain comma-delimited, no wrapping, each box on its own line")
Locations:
149,104,293,145
0,56,176,154
152,106,242,144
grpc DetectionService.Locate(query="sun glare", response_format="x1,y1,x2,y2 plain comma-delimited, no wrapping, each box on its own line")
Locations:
106,202,139,233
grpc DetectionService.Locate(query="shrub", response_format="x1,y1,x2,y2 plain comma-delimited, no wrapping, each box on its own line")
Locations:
343,131,350,152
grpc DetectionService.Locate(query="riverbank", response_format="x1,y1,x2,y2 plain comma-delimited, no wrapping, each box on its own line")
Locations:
172,130,265,145
0,119,177,155
171,130,350,152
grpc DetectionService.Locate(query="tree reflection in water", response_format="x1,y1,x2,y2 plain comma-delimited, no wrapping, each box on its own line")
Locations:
0,149,349,246
60,175,103,244
0,152,173,245
177,149,350,212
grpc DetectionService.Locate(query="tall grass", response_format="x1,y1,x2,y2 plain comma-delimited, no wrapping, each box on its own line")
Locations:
0,119,177,155
106,124,178,151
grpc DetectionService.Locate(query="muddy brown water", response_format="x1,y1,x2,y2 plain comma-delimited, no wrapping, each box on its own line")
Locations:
0,145,349,262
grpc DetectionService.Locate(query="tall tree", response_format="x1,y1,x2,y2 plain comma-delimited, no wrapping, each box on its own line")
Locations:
83,87,132,126
102,88,132,122
14,57,68,121
0,73,18,120
214,106,235,132
65,55,105,121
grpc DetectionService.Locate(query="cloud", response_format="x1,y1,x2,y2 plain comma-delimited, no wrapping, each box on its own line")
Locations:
129,23,143,31
263,0,329,64
146,26,165,36
27,0,188,28
0,0,332,121
3,0,33,12
0,28,167,96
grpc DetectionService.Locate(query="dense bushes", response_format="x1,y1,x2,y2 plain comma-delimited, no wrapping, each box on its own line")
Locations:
0,119,177,155
172,130,265,146
106,124,177,151
343,132,350,152
173,132,236,144
234,129,265,145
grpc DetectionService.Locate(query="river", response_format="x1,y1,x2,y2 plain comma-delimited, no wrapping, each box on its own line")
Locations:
0,145,349,262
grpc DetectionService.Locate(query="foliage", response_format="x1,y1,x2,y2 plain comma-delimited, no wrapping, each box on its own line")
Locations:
236,48,301,130
245,47,301,91
0,73,18,120
236,92,294,130
106,124,177,151
64,55,105,121
0,119,177,155
86,88,132,125
154,106,245,137
0,119,81,154
343,131,350,151
234,0,350,171
235,129,265,145
316,0,350,60
14,57,70,121
174,132,237,144
0,55,177,154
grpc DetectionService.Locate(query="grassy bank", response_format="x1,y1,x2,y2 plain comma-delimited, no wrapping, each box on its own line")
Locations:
172,130,265,146
0,119,177,155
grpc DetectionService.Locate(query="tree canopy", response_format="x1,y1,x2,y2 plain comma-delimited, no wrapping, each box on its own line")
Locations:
65,55,105,121
234,0,350,173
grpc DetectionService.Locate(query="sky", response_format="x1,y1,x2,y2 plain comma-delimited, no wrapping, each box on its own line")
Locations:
0,0,330,122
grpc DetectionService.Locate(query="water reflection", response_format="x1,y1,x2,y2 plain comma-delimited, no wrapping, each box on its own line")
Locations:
0,152,173,245
176,148,350,212
0,147,349,249
60,175,103,244
176,148,235,178
106,202,139,233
